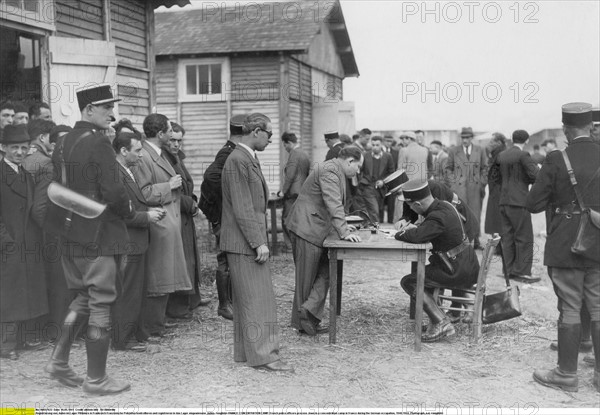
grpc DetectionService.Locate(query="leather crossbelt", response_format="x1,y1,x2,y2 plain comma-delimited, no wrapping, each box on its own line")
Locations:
445,240,471,258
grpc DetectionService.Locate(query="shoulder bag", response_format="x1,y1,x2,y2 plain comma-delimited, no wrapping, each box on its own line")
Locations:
561,149,600,262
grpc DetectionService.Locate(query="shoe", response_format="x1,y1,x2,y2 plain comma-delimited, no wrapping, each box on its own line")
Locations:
112,340,147,353
166,312,193,321
20,340,47,351
583,355,596,367
510,274,541,283
298,309,317,336
217,303,233,321
446,311,462,324
550,340,593,352
0,350,18,360
299,324,329,335
421,319,455,343
254,360,295,373
532,368,578,392
83,375,131,395
45,360,84,387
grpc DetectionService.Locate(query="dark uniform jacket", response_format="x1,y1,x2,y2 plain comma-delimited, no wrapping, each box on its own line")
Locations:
401,180,479,241
0,159,48,322
325,142,344,161
50,121,132,256
526,136,600,267
199,140,236,224
117,164,150,255
497,146,539,207
396,199,480,285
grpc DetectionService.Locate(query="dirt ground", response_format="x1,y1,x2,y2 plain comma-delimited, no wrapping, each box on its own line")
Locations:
1,213,599,412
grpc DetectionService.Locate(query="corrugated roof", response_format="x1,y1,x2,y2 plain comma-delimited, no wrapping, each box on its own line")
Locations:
155,1,358,77
151,0,191,9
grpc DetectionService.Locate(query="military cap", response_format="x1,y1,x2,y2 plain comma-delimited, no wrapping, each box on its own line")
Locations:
383,169,409,196
1,124,30,144
400,178,431,202
592,108,600,124
324,130,339,140
561,102,592,126
230,114,246,135
460,127,474,137
76,84,121,111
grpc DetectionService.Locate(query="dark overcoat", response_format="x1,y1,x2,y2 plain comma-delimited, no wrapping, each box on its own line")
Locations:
526,137,600,267
0,159,48,322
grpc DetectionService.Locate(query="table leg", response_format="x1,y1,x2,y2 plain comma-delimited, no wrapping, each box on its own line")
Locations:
414,253,426,352
329,249,338,344
336,260,343,316
270,203,278,256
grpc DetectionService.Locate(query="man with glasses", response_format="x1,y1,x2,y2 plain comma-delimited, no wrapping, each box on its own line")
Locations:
221,113,293,372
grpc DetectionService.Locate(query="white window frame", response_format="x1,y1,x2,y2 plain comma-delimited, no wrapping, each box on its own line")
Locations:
178,57,230,102
0,0,56,32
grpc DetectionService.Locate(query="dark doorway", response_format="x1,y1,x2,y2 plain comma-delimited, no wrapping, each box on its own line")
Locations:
0,26,42,101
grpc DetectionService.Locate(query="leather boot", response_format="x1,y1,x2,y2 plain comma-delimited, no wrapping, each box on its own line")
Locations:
44,310,84,387
422,292,455,342
82,325,130,395
591,321,600,372
216,272,233,320
581,304,593,351
533,323,580,392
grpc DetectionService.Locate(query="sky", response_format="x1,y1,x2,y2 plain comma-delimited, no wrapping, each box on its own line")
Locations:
160,0,600,135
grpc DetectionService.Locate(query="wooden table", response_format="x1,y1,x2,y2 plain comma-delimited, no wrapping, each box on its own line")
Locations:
323,229,430,351
267,195,284,256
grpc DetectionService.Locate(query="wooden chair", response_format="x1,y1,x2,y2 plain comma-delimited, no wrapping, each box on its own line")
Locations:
432,236,501,343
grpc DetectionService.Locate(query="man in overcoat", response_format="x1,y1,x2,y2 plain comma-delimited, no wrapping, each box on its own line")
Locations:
1,125,48,360
286,146,363,335
528,102,600,392
445,127,488,249
220,113,293,372
133,114,191,337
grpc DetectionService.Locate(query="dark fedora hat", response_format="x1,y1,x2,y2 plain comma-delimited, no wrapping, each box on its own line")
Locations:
230,114,246,135
76,84,121,111
460,127,474,137
1,124,30,144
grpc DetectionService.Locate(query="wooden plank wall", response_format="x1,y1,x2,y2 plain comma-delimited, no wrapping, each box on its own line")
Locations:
289,57,313,161
54,0,151,126
55,0,104,40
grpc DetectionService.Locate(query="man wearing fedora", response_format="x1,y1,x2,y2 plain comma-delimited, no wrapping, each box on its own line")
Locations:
1,124,49,360
528,102,600,393
45,84,133,395
446,127,488,249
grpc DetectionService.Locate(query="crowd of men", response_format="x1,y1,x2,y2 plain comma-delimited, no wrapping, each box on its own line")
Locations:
1,86,599,394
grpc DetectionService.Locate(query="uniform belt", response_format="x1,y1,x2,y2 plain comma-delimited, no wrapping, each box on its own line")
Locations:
445,240,470,258
555,206,582,215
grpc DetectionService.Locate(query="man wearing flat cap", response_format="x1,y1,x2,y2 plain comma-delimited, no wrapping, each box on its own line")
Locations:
1,125,49,360
198,114,247,320
446,127,488,249
45,83,133,395
496,129,539,283
528,102,600,392
396,179,480,342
